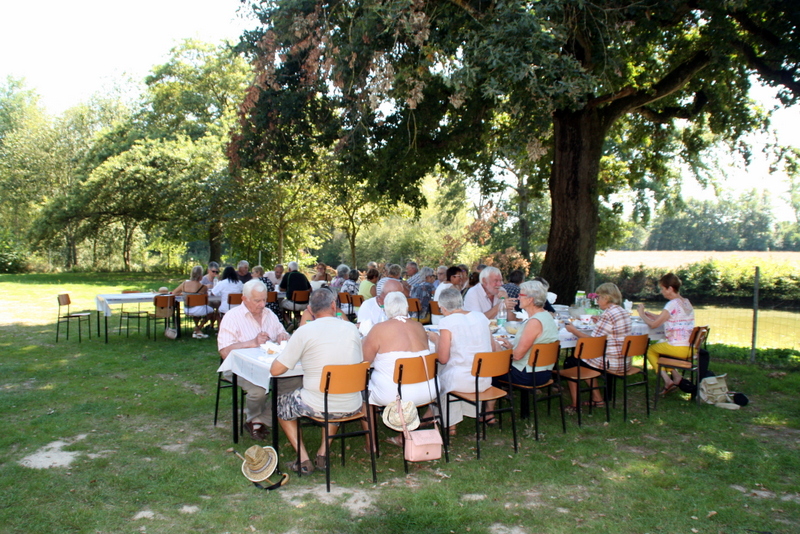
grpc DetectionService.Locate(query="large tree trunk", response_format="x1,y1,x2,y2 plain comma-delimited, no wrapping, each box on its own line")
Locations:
208,219,223,264
541,108,610,305
517,179,531,264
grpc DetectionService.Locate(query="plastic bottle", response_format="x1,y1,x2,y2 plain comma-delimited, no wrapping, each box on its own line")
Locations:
497,297,507,327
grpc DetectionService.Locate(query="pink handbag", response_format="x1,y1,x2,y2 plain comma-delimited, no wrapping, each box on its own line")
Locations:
396,357,443,462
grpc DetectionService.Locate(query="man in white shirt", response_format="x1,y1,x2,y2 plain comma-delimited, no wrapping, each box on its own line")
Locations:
405,261,422,287
218,279,295,441
357,279,404,326
270,289,364,473
463,266,513,319
266,264,284,288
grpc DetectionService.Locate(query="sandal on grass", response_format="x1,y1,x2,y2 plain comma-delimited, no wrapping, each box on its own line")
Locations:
581,400,606,408
314,455,327,470
286,459,314,475
564,405,578,415
660,383,679,396
481,416,499,427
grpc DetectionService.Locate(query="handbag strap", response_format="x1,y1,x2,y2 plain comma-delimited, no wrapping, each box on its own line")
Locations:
419,355,440,432
396,395,412,439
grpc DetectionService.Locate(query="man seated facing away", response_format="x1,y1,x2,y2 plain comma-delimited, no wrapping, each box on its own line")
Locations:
357,279,405,327
270,289,364,474
218,279,298,441
463,266,515,319
280,261,312,323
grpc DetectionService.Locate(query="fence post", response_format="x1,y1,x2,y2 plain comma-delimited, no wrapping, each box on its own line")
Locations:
750,266,759,364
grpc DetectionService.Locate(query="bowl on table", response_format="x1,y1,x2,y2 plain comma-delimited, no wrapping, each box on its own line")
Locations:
504,321,520,335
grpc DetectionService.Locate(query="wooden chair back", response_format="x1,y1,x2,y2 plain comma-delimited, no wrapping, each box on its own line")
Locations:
690,326,710,351
291,290,311,304
319,361,371,395
266,291,278,303
186,294,208,308
393,353,438,385
57,294,71,307
574,336,607,360
350,294,364,307
526,341,561,368
338,292,351,306
153,295,175,318
471,349,513,378
429,301,442,315
406,298,422,314
227,293,243,306
621,334,649,359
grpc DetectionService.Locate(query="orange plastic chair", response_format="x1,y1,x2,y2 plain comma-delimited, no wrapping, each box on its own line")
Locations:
654,326,710,409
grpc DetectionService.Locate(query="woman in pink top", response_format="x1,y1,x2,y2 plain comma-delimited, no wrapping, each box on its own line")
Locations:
637,273,695,396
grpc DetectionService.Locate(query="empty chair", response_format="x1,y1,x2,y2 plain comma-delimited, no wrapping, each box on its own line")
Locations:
56,294,91,342
118,290,148,336
558,336,610,426
605,334,650,421
147,294,176,340
446,349,518,459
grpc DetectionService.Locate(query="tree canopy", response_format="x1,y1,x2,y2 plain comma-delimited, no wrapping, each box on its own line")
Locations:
232,0,800,301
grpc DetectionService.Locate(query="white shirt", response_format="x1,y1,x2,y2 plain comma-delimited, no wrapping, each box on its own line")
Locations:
463,283,497,315
433,282,453,302
266,271,283,289
357,297,387,326
211,279,244,313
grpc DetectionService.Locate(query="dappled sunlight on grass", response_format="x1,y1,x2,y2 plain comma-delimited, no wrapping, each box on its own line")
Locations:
38,383,55,390
752,414,790,426
698,444,734,461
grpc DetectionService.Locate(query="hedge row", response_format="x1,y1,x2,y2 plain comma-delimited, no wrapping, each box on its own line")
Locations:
595,258,800,305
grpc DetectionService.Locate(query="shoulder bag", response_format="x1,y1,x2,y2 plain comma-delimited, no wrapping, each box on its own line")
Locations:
397,356,443,462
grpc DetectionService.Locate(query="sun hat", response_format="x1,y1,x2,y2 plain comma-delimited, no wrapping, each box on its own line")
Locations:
382,399,420,432
158,287,170,294
241,445,279,483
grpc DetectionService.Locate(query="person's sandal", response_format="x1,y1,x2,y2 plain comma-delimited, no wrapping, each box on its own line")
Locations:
315,455,327,470
286,459,314,475
660,383,679,396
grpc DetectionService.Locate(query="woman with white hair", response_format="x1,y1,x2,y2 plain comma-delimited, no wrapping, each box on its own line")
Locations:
427,287,496,434
173,265,215,338
330,264,349,291
362,292,436,426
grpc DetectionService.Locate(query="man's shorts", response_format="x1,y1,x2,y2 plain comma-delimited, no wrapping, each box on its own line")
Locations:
277,388,360,422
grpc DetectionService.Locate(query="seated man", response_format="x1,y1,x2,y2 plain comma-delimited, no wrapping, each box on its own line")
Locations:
270,289,364,474
218,279,298,441
236,260,252,284
266,264,284,289
280,261,312,323
357,279,405,327
463,266,514,319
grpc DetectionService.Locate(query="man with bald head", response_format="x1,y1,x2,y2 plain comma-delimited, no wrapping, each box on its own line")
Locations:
357,278,405,326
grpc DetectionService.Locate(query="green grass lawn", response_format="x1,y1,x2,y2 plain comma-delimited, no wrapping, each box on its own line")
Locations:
2,273,799,533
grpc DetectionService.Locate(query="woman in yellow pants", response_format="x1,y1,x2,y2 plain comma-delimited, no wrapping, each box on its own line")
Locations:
637,273,695,396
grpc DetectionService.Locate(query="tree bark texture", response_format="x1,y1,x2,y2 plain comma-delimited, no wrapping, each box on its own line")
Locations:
517,182,531,262
542,108,610,304
208,219,223,264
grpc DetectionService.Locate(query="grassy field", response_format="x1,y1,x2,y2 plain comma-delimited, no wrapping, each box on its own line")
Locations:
594,250,800,270
1,273,800,533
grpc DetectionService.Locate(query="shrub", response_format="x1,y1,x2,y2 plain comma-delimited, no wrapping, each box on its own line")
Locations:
0,235,27,273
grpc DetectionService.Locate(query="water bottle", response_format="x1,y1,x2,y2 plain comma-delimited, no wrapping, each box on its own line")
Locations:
497,297,507,327
336,311,343,320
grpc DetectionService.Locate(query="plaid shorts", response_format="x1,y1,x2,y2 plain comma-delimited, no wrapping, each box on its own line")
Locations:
276,388,360,422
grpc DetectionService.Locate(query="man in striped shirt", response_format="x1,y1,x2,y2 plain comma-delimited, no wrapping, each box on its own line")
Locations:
218,279,298,441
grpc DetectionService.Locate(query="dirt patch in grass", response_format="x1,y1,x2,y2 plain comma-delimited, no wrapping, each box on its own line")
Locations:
279,485,377,516
746,424,800,449
18,434,88,469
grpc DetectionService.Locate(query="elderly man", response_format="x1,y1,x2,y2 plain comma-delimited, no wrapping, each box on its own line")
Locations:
375,263,402,296
218,279,297,441
357,279,404,326
405,261,422,287
434,265,447,289
280,261,312,323
236,260,252,284
463,266,515,319
270,289,364,474
266,264,284,288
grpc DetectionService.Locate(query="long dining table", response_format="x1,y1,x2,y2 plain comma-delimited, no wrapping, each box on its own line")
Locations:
217,347,303,450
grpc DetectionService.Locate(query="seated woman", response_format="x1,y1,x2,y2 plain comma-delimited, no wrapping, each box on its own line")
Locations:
494,280,559,387
252,265,281,319
428,287,499,434
341,269,361,316
211,266,244,315
172,265,215,338
409,266,436,320
330,264,349,292
564,283,632,412
363,292,436,444
637,273,695,395
311,262,331,283
359,268,380,300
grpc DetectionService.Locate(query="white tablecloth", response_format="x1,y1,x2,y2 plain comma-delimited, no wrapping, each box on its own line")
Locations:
558,321,665,349
217,348,303,391
95,292,158,316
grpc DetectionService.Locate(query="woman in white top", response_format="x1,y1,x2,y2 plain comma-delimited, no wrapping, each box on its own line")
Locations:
431,266,463,325
428,287,499,433
638,273,696,396
172,265,215,338
211,266,244,314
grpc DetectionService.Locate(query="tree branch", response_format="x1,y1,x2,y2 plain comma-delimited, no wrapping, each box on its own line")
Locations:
729,39,800,96
636,90,708,123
